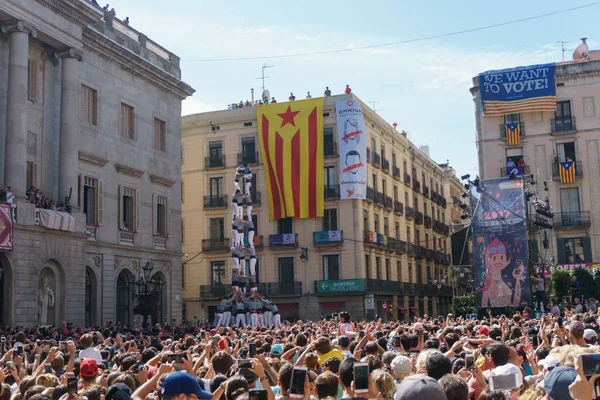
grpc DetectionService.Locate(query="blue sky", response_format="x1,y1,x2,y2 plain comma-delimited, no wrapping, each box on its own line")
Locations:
112,0,600,176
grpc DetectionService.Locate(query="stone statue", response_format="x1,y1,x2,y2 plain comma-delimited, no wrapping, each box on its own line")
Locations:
38,277,55,325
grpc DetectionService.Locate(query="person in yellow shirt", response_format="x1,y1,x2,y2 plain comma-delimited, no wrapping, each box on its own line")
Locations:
314,336,345,366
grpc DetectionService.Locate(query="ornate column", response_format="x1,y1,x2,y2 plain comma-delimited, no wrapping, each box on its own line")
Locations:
2,21,37,194
58,49,82,207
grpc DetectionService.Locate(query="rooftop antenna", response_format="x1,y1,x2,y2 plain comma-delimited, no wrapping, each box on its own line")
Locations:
557,40,568,62
369,100,382,113
256,63,274,91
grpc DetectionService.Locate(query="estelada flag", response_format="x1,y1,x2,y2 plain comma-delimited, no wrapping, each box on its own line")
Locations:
559,161,575,183
257,98,324,221
504,122,521,146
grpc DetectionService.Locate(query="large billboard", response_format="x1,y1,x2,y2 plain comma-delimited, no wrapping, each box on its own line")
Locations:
479,63,556,116
472,178,530,308
336,99,366,200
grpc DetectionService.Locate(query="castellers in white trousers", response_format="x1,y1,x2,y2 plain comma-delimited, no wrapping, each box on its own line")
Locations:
235,313,246,327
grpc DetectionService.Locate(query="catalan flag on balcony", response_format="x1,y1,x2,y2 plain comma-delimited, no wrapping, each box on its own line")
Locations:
559,161,575,183
257,98,324,221
504,122,521,146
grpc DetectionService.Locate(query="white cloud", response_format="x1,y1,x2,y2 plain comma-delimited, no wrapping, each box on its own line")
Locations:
181,97,220,116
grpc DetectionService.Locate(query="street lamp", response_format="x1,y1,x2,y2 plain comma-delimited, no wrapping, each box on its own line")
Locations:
131,261,165,325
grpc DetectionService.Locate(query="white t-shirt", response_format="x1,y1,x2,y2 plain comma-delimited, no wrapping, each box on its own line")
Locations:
340,323,354,336
6,191,14,204
79,347,103,363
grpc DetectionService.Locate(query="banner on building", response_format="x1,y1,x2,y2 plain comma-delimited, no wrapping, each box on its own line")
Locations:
479,63,556,116
504,122,521,146
257,99,324,221
336,99,367,199
316,279,366,294
472,178,531,308
559,161,575,183
0,203,13,252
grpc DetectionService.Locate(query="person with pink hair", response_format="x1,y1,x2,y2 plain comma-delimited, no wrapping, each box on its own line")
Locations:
480,238,524,307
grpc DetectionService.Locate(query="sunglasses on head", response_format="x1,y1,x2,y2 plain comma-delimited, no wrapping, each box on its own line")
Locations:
488,245,505,254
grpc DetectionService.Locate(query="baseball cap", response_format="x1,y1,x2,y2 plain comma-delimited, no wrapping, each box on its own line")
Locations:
391,355,413,376
568,321,585,335
270,344,283,356
393,374,446,400
106,383,132,400
538,354,560,371
493,362,521,377
210,329,217,336
80,358,99,377
584,329,597,341
414,323,424,331
477,326,489,336
544,367,578,400
161,372,213,399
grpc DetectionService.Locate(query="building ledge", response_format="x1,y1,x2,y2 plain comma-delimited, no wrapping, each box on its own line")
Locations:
150,174,175,188
115,163,144,178
78,151,109,168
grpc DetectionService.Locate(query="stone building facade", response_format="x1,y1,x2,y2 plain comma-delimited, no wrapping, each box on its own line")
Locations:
0,0,194,326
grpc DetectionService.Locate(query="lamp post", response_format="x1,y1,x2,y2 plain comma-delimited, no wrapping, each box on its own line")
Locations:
131,261,164,326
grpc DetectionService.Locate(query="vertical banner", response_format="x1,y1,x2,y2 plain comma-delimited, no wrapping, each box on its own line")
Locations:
0,203,13,252
336,99,366,199
472,178,530,309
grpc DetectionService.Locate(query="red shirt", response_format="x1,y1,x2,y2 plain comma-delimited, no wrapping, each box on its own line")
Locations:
345,87,352,94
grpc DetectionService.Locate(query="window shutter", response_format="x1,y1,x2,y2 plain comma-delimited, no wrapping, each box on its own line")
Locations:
556,238,566,264
166,198,172,237
78,174,84,208
97,179,103,226
135,188,140,232
152,194,158,236
33,163,37,187
583,237,593,262
118,185,123,230
28,60,37,102
81,86,88,122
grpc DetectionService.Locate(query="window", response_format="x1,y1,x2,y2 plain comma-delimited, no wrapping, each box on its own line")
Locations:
119,186,137,231
408,263,413,283
153,195,170,237
373,173,378,192
363,209,369,231
556,142,576,162
324,166,337,187
154,118,166,151
278,217,293,234
406,227,411,243
425,233,429,248
381,144,386,160
182,263,185,288
324,209,338,231
504,113,520,124
559,238,591,263
81,176,103,226
324,127,335,156
560,188,580,213
395,221,400,240
120,103,134,139
374,214,380,233
555,101,573,131
427,266,432,283
249,174,258,201
26,161,37,188
243,121,253,127
209,141,223,167
209,177,224,197
382,179,387,196
416,264,423,284
415,230,421,247
28,59,37,101
393,185,398,202
211,261,227,286
403,160,407,174
383,217,389,236
209,218,224,240
506,147,524,166
365,255,371,279
392,153,397,168
323,255,340,280
181,219,185,244
375,257,381,279
397,261,402,282
385,259,391,280
241,137,256,163
81,85,97,125
278,257,295,283
371,137,376,153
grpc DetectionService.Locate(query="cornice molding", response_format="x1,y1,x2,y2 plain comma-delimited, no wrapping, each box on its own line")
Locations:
37,0,103,26
149,174,176,188
1,21,38,37
57,48,84,61
78,151,109,168
115,163,144,178
82,27,195,100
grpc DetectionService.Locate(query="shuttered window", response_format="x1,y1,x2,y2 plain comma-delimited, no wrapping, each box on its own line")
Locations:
28,59,37,102
154,118,166,151
81,85,98,126
120,103,134,139
119,186,138,231
153,194,171,237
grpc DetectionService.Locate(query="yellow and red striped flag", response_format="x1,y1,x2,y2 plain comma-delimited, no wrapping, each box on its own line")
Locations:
559,161,575,183
504,122,521,146
257,98,324,221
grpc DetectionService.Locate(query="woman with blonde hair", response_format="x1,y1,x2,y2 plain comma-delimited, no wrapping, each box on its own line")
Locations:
369,369,395,400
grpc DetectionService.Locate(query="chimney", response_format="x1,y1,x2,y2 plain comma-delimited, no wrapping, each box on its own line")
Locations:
581,37,588,44
400,130,407,137
251,88,255,103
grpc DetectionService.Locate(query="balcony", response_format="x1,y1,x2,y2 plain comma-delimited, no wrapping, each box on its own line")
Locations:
86,224,96,240
423,185,430,198
366,279,401,293
314,230,344,245
393,166,401,179
363,230,387,248
554,211,591,229
366,186,374,202
324,141,338,157
366,148,371,163
424,215,432,229
200,284,232,300
382,158,390,173
405,206,414,220
205,154,226,169
153,236,166,249
407,243,416,257
426,249,435,260
203,195,228,209
431,191,439,203
237,151,259,165
119,230,134,245
384,196,393,211
552,161,583,181
269,233,298,247
202,238,230,252
501,165,531,177
403,173,411,186
395,240,407,254
415,211,424,225
413,179,421,193
416,245,426,259
433,220,450,236
499,122,525,139
324,184,341,200
372,151,381,167
551,117,576,134
394,201,404,215
375,191,385,206
259,282,302,297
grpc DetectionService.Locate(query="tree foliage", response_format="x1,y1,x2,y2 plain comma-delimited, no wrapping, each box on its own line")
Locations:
451,294,476,317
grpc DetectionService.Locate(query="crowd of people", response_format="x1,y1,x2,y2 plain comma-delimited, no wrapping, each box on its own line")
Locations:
25,187,63,211
228,85,352,109
0,304,598,400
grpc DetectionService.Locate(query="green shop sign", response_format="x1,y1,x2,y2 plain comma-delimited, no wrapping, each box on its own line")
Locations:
316,279,365,293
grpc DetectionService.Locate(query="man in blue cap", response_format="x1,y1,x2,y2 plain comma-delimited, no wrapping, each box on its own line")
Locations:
161,371,213,400
544,366,578,400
